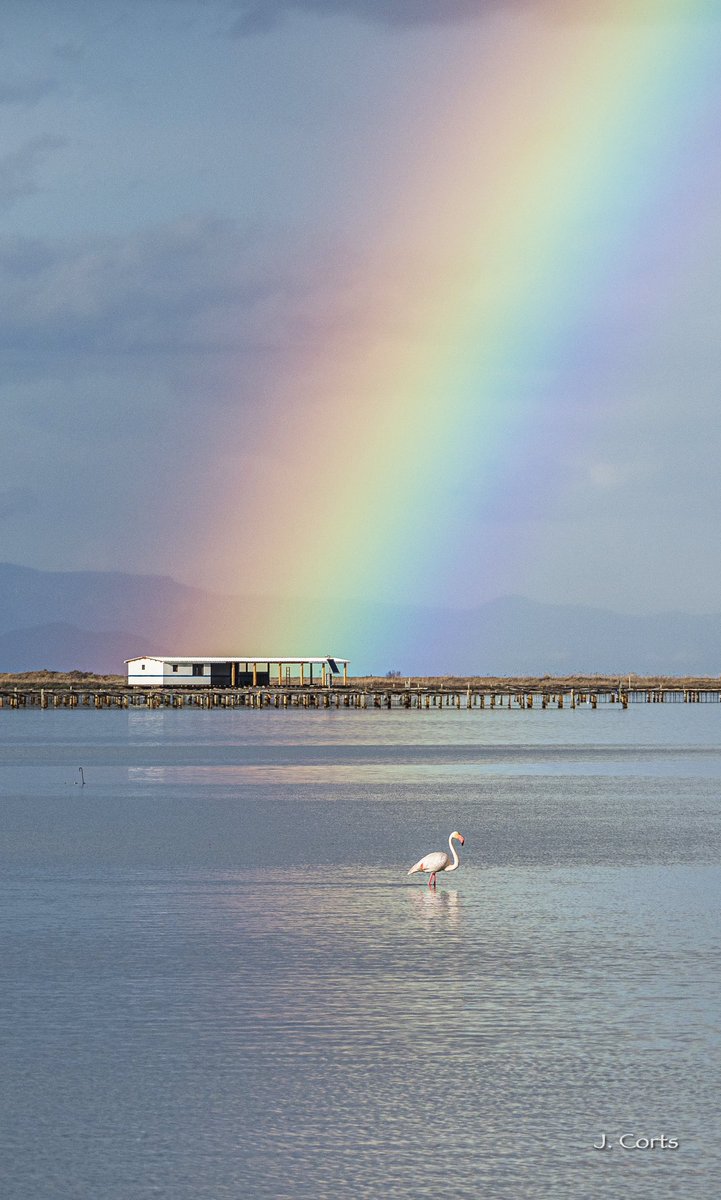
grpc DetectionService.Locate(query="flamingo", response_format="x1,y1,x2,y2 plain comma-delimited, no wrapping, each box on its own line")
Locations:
407,831,465,888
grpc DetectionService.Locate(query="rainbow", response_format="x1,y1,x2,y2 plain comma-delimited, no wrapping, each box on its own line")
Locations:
199,6,717,661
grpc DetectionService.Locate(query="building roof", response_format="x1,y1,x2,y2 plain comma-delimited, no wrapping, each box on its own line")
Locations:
125,655,349,665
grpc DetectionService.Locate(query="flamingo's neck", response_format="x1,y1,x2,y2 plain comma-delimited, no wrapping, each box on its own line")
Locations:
446,835,461,872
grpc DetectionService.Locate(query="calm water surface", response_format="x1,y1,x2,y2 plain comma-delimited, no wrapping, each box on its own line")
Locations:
1,704,720,1198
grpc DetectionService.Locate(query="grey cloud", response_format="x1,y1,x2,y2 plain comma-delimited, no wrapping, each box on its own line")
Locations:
226,0,708,35
228,0,488,36
0,78,59,105
0,487,39,520
0,216,314,361
53,42,85,62
0,135,66,209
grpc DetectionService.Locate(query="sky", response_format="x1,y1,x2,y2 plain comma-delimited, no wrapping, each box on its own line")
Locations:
3,0,721,629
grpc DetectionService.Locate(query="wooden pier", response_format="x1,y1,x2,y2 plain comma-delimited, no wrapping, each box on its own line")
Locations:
2,677,721,711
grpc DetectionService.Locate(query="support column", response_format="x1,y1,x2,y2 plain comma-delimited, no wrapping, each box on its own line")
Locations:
343,663,348,684
300,662,305,686
252,662,257,686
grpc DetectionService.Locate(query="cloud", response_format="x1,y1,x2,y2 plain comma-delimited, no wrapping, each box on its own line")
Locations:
226,0,716,35
0,78,59,106
0,215,326,362
228,0,489,36
0,208,510,404
53,42,85,63
0,487,38,520
0,135,66,210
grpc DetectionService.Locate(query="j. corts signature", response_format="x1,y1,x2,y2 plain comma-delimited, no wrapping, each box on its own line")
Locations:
593,1133,679,1151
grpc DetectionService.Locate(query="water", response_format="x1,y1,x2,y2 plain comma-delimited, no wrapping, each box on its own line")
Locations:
1,704,720,1199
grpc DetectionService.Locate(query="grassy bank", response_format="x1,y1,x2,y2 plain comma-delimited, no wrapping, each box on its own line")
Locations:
1,670,719,691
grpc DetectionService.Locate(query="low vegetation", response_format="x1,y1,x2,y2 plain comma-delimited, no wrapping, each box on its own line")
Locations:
0,669,718,691
0,670,124,687
357,673,721,690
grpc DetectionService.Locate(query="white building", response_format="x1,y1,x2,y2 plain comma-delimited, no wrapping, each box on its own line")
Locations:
126,655,349,687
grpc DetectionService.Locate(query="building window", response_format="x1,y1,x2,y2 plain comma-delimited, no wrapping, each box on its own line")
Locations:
192,664,204,676
141,664,145,670
172,664,178,673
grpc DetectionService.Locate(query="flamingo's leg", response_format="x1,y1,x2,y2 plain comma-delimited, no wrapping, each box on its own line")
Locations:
428,872,437,888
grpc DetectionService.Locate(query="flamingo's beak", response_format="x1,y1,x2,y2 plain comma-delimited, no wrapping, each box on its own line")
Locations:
459,835,465,845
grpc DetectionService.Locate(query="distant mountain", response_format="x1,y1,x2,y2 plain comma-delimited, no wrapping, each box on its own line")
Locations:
418,596,721,677
0,562,202,644
0,563,720,676
0,623,147,674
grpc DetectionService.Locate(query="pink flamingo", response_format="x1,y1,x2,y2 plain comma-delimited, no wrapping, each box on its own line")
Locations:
407,831,465,888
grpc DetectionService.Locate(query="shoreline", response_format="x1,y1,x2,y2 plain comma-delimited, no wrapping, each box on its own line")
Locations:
1,670,720,691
